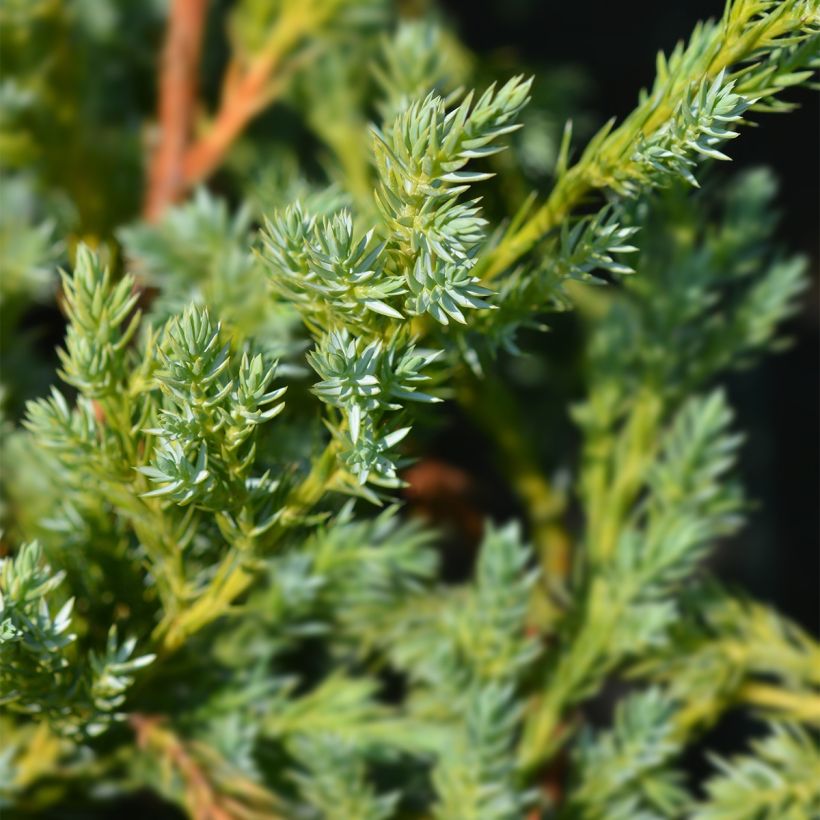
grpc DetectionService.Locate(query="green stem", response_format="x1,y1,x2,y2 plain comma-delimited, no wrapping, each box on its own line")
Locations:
519,389,662,774
96,392,189,608
518,575,633,774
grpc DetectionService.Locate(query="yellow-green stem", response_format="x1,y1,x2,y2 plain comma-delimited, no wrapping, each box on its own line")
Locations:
585,389,662,563
477,1,812,283
738,683,820,724
456,373,571,595
154,442,339,653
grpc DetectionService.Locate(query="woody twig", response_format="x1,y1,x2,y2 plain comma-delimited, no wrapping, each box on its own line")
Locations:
144,0,332,221
143,0,208,221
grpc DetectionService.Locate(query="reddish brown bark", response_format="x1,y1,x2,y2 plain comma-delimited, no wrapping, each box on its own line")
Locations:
144,3,323,220
181,48,283,188
143,0,208,221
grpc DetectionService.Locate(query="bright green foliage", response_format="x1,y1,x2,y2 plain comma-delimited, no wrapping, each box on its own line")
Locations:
261,206,403,329
373,77,530,325
141,307,286,511
694,724,820,820
308,330,439,482
257,72,534,485
479,0,819,280
1,1,819,818
628,70,749,189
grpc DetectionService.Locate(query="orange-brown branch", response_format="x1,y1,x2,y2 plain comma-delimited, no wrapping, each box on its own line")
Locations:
131,714,232,820
144,2,333,220
181,2,326,190
130,714,283,820
181,50,281,187
143,0,208,221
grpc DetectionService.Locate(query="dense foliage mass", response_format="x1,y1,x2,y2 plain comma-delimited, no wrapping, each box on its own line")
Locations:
1,1,819,817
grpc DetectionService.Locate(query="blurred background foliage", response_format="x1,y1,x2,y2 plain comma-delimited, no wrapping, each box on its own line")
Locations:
435,0,819,638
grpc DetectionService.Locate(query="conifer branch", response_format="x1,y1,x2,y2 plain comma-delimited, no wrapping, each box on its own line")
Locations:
478,0,818,281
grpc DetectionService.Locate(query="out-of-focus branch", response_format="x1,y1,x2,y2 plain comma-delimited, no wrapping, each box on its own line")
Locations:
143,0,208,221
181,31,289,187
182,2,337,187
131,714,286,820
144,1,337,220
456,372,571,587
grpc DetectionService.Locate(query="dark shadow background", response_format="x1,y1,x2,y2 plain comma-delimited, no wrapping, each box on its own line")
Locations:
436,0,819,635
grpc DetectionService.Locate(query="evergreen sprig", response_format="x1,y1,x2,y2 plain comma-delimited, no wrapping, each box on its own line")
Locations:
57,246,140,399
480,0,819,280
141,307,286,511
520,390,744,773
373,76,530,325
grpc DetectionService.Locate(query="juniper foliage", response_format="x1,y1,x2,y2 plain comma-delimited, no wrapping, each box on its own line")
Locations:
1,1,819,817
